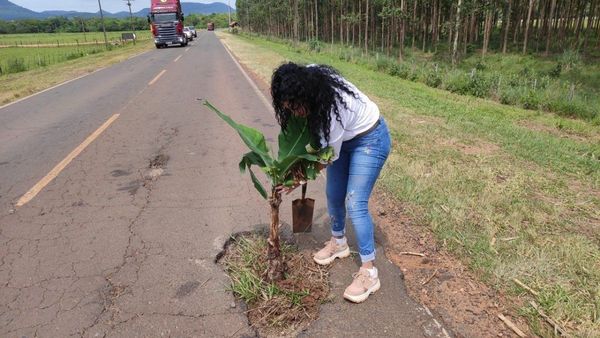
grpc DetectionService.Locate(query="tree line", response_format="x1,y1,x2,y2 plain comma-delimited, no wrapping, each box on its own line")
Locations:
236,0,600,62
0,13,232,35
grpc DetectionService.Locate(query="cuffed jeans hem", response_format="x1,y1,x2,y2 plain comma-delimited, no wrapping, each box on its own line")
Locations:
359,250,376,263
331,230,345,237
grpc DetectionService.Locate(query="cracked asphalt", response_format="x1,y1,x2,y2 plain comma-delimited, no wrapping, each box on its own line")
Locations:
0,32,267,337
0,32,451,338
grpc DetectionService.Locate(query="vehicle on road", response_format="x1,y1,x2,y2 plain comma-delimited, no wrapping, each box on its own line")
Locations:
189,25,197,37
183,26,194,41
148,0,187,48
207,22,215,31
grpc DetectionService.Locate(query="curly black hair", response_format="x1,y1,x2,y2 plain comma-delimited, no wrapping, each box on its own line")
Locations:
271,62,358,147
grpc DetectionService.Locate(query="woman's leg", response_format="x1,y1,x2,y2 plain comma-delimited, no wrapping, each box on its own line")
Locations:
313,149,352,266
344,121,391,264
342,120,391,303
326,149,350,237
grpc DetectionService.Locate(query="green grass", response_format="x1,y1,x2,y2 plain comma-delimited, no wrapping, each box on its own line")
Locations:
0,39,152,105
0,45,109,74
279,36,600,122
0,31,152,46
0,32,154,76
218,32,600,337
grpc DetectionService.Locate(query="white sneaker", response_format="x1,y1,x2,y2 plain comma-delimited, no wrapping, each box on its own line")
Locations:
313,237,350,265
343,267,381,303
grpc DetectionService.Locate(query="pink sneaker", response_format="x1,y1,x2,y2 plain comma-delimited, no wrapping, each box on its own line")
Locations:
313,238,350,265
343,267,381,303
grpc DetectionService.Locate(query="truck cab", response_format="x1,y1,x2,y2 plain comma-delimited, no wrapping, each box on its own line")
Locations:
149,0,187,48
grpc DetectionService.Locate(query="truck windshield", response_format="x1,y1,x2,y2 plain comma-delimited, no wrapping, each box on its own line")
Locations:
151,13,177,23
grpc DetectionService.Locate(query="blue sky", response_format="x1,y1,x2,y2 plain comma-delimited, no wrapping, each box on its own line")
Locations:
10,0,233,13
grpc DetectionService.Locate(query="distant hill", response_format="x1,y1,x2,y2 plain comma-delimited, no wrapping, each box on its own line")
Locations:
0,1,233,20
0,0,40,20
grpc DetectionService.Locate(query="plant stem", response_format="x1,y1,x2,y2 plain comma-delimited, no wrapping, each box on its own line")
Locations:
267,188,284,281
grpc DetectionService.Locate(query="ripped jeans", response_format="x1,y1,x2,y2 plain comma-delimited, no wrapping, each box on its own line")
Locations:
326,117,391,263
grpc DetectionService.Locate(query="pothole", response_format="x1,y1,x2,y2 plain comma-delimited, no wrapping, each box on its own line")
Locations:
216,232,331,337
149,153,169,169
142,153,170,184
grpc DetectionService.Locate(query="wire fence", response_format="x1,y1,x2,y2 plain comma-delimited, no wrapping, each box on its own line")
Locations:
0,39,150,76
0,31,152,47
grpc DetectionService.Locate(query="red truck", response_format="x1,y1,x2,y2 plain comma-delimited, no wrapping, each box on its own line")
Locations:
148,0,187,48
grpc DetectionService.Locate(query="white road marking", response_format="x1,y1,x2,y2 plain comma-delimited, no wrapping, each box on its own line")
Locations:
0,68,106,111
148,69,167,85
16,114,121,207
220,40,273,111
174,55,182,62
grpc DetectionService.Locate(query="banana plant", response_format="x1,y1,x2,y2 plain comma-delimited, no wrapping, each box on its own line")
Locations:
204,101,332,281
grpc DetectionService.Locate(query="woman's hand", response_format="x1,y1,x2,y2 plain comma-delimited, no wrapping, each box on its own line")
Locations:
275,180,306,195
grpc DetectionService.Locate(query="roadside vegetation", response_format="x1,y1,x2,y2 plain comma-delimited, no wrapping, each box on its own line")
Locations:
337,45,599,122
0,31,153,76
220,234,329,336
217,30,599,337
0,33,152,105
0,31,151,46
236,0,600,124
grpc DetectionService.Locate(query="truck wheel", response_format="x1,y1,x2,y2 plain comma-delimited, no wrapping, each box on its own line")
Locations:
155,44,161,49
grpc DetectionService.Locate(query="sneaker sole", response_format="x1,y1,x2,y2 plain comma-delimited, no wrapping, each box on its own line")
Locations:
313,246,351,266
343,279,381,303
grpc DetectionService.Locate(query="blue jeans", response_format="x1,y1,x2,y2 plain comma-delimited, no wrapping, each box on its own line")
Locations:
326,118,391,263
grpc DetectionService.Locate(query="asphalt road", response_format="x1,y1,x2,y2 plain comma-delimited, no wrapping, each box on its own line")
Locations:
0,32,449,337
0,31,271,337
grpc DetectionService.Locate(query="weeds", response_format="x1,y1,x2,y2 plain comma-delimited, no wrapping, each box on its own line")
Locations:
6,58,27,73
221,235,329,335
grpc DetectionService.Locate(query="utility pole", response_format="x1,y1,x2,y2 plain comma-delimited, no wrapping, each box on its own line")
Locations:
227,0,231,26
97,0,109,49
124,0,136,44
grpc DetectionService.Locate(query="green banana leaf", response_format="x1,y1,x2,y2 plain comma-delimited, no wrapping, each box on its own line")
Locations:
205,100,332,199
204,101,274,167
239,151,268,199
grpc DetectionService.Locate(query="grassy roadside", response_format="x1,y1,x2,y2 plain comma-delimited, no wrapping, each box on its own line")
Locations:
217,32,599,336
0,31,152,46
0,40,153,106
221,235,329,336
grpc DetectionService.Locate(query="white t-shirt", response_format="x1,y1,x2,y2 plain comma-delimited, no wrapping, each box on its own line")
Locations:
320,78,380,161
